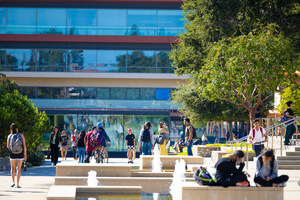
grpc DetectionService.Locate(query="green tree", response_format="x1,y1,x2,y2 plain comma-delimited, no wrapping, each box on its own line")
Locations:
196,27,298,124
277,81,300,114
171,0,299,75
0,74,51,157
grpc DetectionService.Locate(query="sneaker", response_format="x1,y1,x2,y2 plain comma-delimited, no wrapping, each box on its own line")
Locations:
277,182,286,187
10,184,15,187
130,160,134,163
255,183,262,187
236,181,249,187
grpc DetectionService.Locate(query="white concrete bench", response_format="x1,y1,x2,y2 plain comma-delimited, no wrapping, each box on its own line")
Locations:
140,155,204,170
181,182,284,200
56,163,132,177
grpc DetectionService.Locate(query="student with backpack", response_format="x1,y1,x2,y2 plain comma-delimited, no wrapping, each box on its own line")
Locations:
248,119,267,157
76,130,86,163
158,121,169,155
49,126,61,167
84,126,97,163
254,149,289,187
138,121,155,155
184,118,196,156
6,123,27,188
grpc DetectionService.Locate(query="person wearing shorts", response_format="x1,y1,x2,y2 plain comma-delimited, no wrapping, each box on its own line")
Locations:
7,123,27,188
60,131,69,160
125,129,135,163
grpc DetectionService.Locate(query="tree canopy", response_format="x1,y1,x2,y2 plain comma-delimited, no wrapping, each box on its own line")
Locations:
0,74,51,156
277,81,300,115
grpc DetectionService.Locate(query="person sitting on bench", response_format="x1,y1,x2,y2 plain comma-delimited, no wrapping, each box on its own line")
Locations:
215,150,250,187
254,149,289,187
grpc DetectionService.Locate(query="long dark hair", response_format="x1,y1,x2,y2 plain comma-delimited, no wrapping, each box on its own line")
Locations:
10,123,18,134
52,126,59,135
143,121,152,130
79,130,86,140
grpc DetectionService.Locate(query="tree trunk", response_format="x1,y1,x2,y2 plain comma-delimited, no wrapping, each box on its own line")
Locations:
249,109,256,128
206,122,209,135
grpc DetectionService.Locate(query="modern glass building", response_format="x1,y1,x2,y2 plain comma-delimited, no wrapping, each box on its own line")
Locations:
0,0,186,152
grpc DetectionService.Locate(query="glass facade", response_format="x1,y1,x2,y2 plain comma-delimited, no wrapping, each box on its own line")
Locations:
42,113,170,151
0,8,184,36
18,86,171,101
0,49,173,73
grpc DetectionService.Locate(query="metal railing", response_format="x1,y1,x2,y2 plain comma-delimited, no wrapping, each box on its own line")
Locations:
226,116,300,169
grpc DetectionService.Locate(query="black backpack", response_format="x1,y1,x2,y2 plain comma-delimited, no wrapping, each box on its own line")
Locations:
187,125,197,139
141,129,151,142
258,156,275,174
155,133,165,145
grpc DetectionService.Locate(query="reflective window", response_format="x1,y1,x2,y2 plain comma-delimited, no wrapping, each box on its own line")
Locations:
7,8,36,25
0,50,5,71
67,9,97,26
140,88,155,100
22,87,36,98
0,8,6,25
6,49,36,71
157,51,171,67
157,10,184,27
128,10,156,27
37,87,52,99
98,9,126,27
111,88,126,100
68,50,96,72
52,88,66,99
96,88,110,99
37,8,67,34
127,51,155,67
126,88,140,100
37,49,66,72
156,88,170,100
67,87,96,99
97,50,126,72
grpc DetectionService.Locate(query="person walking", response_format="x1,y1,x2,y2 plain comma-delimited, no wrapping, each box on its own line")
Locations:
84,126,96,163
248,119,267,157
201,133,208,145
60,130,69,160
158,121,169,155
7,123,27,188
184,118,195,156
125,129,135,163
76,130,86,163
138,122,155,155
49,126,61,167
284,101,296,145
214,136,220,144
71,129,78,160
254,149,289,187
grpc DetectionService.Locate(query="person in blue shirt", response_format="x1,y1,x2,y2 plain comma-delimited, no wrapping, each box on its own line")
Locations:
96,122,111,150
254,149,289,187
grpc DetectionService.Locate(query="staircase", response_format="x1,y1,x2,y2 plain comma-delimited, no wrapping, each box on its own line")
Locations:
278,147,300,170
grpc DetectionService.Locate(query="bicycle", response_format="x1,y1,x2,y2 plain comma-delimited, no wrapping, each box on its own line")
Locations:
91,142,110,163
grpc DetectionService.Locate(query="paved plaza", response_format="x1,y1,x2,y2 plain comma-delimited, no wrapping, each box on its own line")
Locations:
0,158,299,200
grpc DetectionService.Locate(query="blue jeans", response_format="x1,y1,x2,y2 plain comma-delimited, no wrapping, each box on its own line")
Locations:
187,140,193,156
142,141,152,155
253,144,264,157
77,147,86,163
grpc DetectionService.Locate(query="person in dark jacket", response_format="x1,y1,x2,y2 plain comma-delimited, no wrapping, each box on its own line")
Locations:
49,126,61,167
215,150,250,187
254,149,289,187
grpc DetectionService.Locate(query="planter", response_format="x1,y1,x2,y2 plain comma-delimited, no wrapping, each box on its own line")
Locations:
192,145,221,157
0,157,11,171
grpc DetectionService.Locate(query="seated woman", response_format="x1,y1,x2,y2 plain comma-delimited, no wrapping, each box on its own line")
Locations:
254,149,289,187
215,150,250,187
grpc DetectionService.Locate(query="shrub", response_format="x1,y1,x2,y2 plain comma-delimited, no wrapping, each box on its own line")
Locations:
26,150,45,166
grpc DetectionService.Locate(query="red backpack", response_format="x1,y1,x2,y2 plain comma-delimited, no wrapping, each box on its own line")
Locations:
251,127,263,140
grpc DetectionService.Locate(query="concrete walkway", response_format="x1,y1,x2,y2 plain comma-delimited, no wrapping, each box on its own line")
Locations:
0,158,299,200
